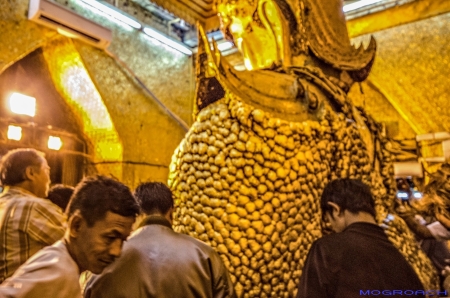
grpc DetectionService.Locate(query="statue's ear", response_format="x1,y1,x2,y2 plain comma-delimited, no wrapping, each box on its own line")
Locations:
257,0,291,68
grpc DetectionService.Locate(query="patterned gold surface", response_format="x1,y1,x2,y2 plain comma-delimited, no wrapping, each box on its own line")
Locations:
352,12,450,135
74,39,189,187
348,81,416,139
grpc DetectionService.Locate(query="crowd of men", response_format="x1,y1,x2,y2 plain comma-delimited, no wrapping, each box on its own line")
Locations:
0,148,434,297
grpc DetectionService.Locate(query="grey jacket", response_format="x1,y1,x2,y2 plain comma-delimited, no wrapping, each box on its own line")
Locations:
84,215,236,298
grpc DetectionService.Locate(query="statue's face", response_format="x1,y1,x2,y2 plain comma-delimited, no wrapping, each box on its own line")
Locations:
217,1,285,70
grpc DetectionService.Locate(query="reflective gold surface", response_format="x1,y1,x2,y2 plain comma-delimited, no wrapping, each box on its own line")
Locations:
42,37,123,179
217,0,291,70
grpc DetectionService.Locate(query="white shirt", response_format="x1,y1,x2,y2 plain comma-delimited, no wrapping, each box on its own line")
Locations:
0,241,81,298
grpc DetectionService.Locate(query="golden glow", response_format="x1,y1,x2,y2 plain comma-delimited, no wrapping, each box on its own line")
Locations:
7,125,22,141
42,38,123,178
48,136,63,150
8,92,36,117
217,0,291,70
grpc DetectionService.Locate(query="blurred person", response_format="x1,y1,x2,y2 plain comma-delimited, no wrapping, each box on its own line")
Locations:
0,148,65,282
0,175,139,297
48,184,75,212
84,181,236,298
401,164,450,240
296,178,425,298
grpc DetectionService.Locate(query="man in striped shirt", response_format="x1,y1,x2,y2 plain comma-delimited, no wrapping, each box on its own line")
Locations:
0,148,65,282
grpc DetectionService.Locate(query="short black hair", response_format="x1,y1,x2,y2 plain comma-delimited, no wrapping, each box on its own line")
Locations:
48,184,75,212
0,148,45,186
134,182,173,215
67,175,139,227
320,178,376,220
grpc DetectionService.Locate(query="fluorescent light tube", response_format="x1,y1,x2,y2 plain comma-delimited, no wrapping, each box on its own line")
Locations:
79,0,141,29
217,41,234,52
143,27,192,56
343,0,384,12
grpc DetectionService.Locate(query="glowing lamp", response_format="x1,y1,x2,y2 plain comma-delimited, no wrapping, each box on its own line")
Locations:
7,125,22,141
48,136,62,150
8,93,36,117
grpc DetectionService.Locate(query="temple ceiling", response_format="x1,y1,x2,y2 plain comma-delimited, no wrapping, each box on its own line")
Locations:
133,0,360,31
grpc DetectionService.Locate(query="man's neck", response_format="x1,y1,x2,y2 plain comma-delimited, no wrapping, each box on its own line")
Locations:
62,238,83,274
138,214,172,229
8,185,37,197
343,210,377,227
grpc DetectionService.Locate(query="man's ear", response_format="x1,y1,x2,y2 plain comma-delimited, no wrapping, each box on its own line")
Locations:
68,210,84,238
24,166,36,181
327,202,341,218
165,206,174,224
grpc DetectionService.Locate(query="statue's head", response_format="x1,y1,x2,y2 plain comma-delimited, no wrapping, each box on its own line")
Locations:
216,0,292,70
216,0,376,86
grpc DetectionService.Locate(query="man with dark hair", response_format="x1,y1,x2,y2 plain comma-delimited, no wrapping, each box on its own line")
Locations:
84,181,236,298
0,175,139,297
48,184,75,212
0,148,65,282
296,178,425,298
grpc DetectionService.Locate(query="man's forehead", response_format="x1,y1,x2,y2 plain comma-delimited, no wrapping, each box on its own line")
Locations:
94,211,135,229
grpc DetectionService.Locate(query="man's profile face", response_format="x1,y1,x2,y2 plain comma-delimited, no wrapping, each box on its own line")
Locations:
76,211,135,274
33,158,51,198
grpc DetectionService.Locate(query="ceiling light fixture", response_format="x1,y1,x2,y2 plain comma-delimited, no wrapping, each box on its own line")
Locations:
7,125,22,141
79,0,141,29
8,92,36,117
143,27,192,56
48,136,63,150
343,0,384,12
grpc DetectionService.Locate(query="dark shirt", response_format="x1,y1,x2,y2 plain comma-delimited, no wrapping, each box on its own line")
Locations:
296,222,425,298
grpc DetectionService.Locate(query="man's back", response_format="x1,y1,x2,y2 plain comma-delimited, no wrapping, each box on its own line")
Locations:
297,222,425,298
0,187,65,282
85,216,235,298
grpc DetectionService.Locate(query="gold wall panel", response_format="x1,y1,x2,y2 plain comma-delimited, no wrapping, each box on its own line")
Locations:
348,81,416,139
352,12,450,135
42,37,124,180
67,0,195,128
1,0,195,187
347,0,450,38
74,40,189,188
0,0,57,75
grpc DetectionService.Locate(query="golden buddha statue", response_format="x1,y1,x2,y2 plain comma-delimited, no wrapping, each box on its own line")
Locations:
169,1,439,296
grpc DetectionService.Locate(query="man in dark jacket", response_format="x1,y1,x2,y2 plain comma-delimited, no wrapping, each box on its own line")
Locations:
296,178,427,298
84,182,236,298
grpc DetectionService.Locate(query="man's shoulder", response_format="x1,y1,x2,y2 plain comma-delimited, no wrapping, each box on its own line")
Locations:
314,232,347,246
0,190,58,209
175,231,217,251
21,241,77,272
4,241,78,282
130,226,217,254
0,241,81,297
